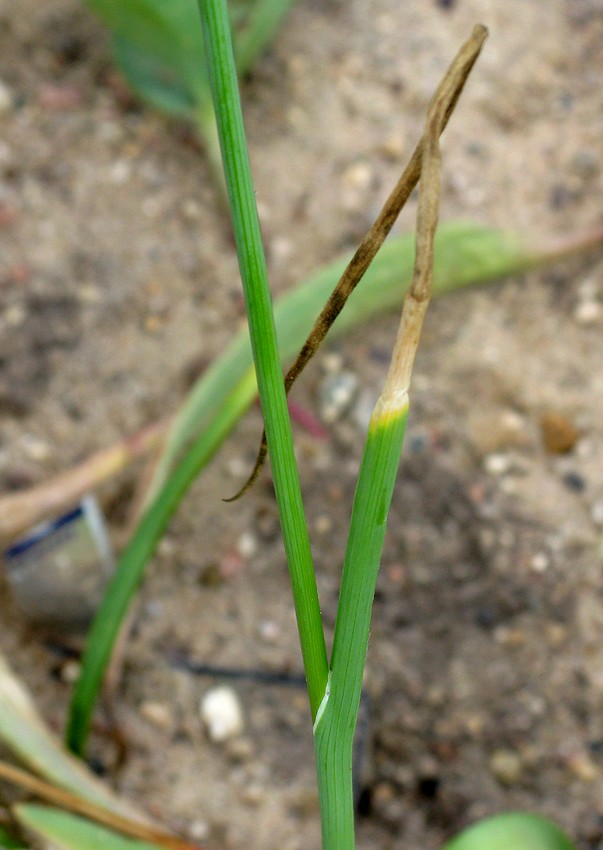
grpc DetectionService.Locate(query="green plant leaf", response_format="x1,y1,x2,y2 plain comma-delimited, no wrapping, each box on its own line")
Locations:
14,806,161,850
441,812,578,850
111,35,194,118
82,0,297,118
82,0,208,111
0,824,27,849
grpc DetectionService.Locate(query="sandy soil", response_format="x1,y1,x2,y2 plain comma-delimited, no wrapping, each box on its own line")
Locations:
1,1,603,848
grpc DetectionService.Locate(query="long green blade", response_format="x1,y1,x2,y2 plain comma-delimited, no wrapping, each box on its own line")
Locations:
197,0,328,720
66,372,255,754
314,404,409,850
14,806,161,850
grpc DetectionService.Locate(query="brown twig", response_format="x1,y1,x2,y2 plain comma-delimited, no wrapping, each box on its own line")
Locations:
0,760,203,850
226,24,488,501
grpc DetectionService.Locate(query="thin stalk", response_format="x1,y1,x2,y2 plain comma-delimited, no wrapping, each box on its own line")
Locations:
196,0,328,719
314,28,486,849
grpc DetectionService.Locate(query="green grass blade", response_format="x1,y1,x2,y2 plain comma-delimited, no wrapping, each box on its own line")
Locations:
14,806,161,850
66,372,255,754
441,812,578,850
314,403,409,850
82,0,208,107
0,824,28,849
197,0,328,719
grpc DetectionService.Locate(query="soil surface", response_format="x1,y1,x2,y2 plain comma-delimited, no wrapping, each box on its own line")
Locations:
1,1,603,849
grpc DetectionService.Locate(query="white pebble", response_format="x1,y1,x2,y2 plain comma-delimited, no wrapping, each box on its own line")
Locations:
319,371,359,423
258,620,280,642
20,434,51,462
200,686,244,742
591,501,603,527
483,453,512,476
189,820,210,841
574,300,601,324
530,552,549,573
237,531,257,559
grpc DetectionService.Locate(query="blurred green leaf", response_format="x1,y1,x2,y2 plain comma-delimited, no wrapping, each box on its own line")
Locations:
81,0,297,191
82,0,297,117
14,806,161,850
441,812,578,850
0,823,27,849
82,0,207,113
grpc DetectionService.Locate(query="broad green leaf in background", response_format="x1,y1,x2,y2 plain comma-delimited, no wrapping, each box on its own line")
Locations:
14,806,161,850
0,823,27,849
441,812,578,850
81,0,297,190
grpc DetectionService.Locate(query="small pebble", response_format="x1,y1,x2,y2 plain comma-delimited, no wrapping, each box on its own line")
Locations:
378,134,405,161
530,552,549,573
269,235,293,266
591,501,603,527
181,198,202,220
225,736,254,763
58,659,81,684
218,548,246,580
20,434,51,462
110,160,132,184
199,562,223,587
4,304,26,327
342,161,373,191
200,686,244,742
227,456,249,479
489,749,523,785
140,701,173,730
483,453,513,476
257,619,280,643
566,753,599,782
314,514,332,535
240,784,266,806
574,300,601,324
563,471,586,492
189,820,210,841
319,371,359,423
540,412,580,454
236,531,257,559
467,409,529,455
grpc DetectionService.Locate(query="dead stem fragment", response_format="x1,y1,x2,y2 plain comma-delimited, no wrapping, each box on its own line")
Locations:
227,24,488,501
0,761,203,850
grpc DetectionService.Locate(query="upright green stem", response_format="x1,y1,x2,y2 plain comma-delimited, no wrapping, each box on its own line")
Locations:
314,404,409,850
196,0,328,719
